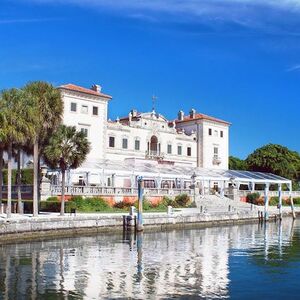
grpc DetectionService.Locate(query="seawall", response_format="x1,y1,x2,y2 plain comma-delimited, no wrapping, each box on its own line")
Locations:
0,210,294,244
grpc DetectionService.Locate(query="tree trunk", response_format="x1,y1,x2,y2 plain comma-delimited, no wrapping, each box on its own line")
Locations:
0,147,3,204
60,169,65,216
17,149,22,213
7,142,12,218
33,141,39,217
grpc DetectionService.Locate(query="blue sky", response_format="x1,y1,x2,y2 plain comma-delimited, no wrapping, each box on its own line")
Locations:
1,0,300,158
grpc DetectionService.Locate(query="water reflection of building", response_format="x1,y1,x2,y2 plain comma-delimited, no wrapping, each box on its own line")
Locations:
0,219,297,299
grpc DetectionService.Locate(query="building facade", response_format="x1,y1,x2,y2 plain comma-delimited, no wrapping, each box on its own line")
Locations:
59,83,230,174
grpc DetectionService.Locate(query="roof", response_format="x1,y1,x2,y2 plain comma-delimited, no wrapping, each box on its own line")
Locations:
71,159,291,184
59,84,112,99
174,113,230,125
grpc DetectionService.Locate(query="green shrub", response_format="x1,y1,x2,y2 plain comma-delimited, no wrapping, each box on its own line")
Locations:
76,197,110,212
169,199,180,208
47,196,58,202
269,197,279,206
2,168,33,185
175,193,190,207
133,198,152,210
292,197,300,205
40,201,61,212
161,196,172,207
246,193,260,204
20,169,34,184
114,201,131,209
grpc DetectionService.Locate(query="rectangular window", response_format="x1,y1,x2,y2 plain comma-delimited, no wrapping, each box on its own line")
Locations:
135,139,140,150
93,106,98,116
81,105,88,114
109,136,115,148
214,147,219,158
177,145,182,155
80,128,88,137
187,147,191,157
214,130,218,137
209,128,212,136
220,131,224,138
122,138,128,149
70,102,77,112
167,144,172,154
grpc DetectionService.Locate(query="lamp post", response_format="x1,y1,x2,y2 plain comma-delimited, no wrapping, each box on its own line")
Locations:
191,172,197,205
137,176,144,232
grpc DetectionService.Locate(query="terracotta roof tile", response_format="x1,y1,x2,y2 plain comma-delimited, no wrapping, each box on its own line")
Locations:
59,83,112,99
173,113,230,125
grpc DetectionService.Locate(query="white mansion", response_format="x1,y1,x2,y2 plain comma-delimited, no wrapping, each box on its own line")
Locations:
47,82,290,199
58,83,230,188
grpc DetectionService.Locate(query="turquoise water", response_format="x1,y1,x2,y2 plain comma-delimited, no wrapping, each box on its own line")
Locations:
0,219,300,299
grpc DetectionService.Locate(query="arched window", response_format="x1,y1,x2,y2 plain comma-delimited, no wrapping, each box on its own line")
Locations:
150,135,158,152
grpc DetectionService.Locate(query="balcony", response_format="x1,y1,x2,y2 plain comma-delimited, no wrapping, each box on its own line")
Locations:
145,150,164,160
212,156,222,165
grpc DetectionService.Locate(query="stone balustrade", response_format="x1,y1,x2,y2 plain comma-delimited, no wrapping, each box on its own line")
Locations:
49,185,192,197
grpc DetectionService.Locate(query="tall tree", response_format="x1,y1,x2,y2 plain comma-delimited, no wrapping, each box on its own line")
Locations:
246,144,300,186
23,82,63,217
0,89,32,217
229,156,247,170
44,125,90,216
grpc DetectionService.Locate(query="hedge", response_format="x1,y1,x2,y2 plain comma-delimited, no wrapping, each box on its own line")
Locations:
2,168,33,185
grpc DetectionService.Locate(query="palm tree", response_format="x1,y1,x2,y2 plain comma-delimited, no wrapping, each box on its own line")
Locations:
23,82,63,217
44,125,90,216
0,144,5,204
0,89,31,218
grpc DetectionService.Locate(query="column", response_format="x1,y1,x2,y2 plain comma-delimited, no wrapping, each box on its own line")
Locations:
220,180,225,198
196,123,202,167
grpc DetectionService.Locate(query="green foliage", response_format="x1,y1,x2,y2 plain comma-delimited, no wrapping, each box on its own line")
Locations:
161,196,173,207
174,193,190,207
20,168,34,184
114,201,132,209
2,168,33,185
292,197,300,205
246,192,261,204
40,201,61,212
23,81,63,145
69,196,110,212
229,156,247,170
269,197,279,206
46,196,58,202
246,144,300,185
44,125,90,171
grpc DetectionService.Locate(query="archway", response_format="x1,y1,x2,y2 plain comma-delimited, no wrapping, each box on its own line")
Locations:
150,135,158,153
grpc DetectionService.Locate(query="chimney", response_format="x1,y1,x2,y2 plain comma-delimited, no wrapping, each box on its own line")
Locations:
178,110,184,121
91,84,102,93
131,109,137,117
189,108,196,119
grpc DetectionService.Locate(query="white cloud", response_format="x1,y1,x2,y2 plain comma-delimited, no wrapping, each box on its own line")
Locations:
15,0,300,31
287,64,300,71
0,17,58,24
21,0,300,15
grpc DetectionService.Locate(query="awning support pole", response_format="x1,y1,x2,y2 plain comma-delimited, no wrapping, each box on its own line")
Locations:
264,183,269,221
278,184,283,221
289,182,296,220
